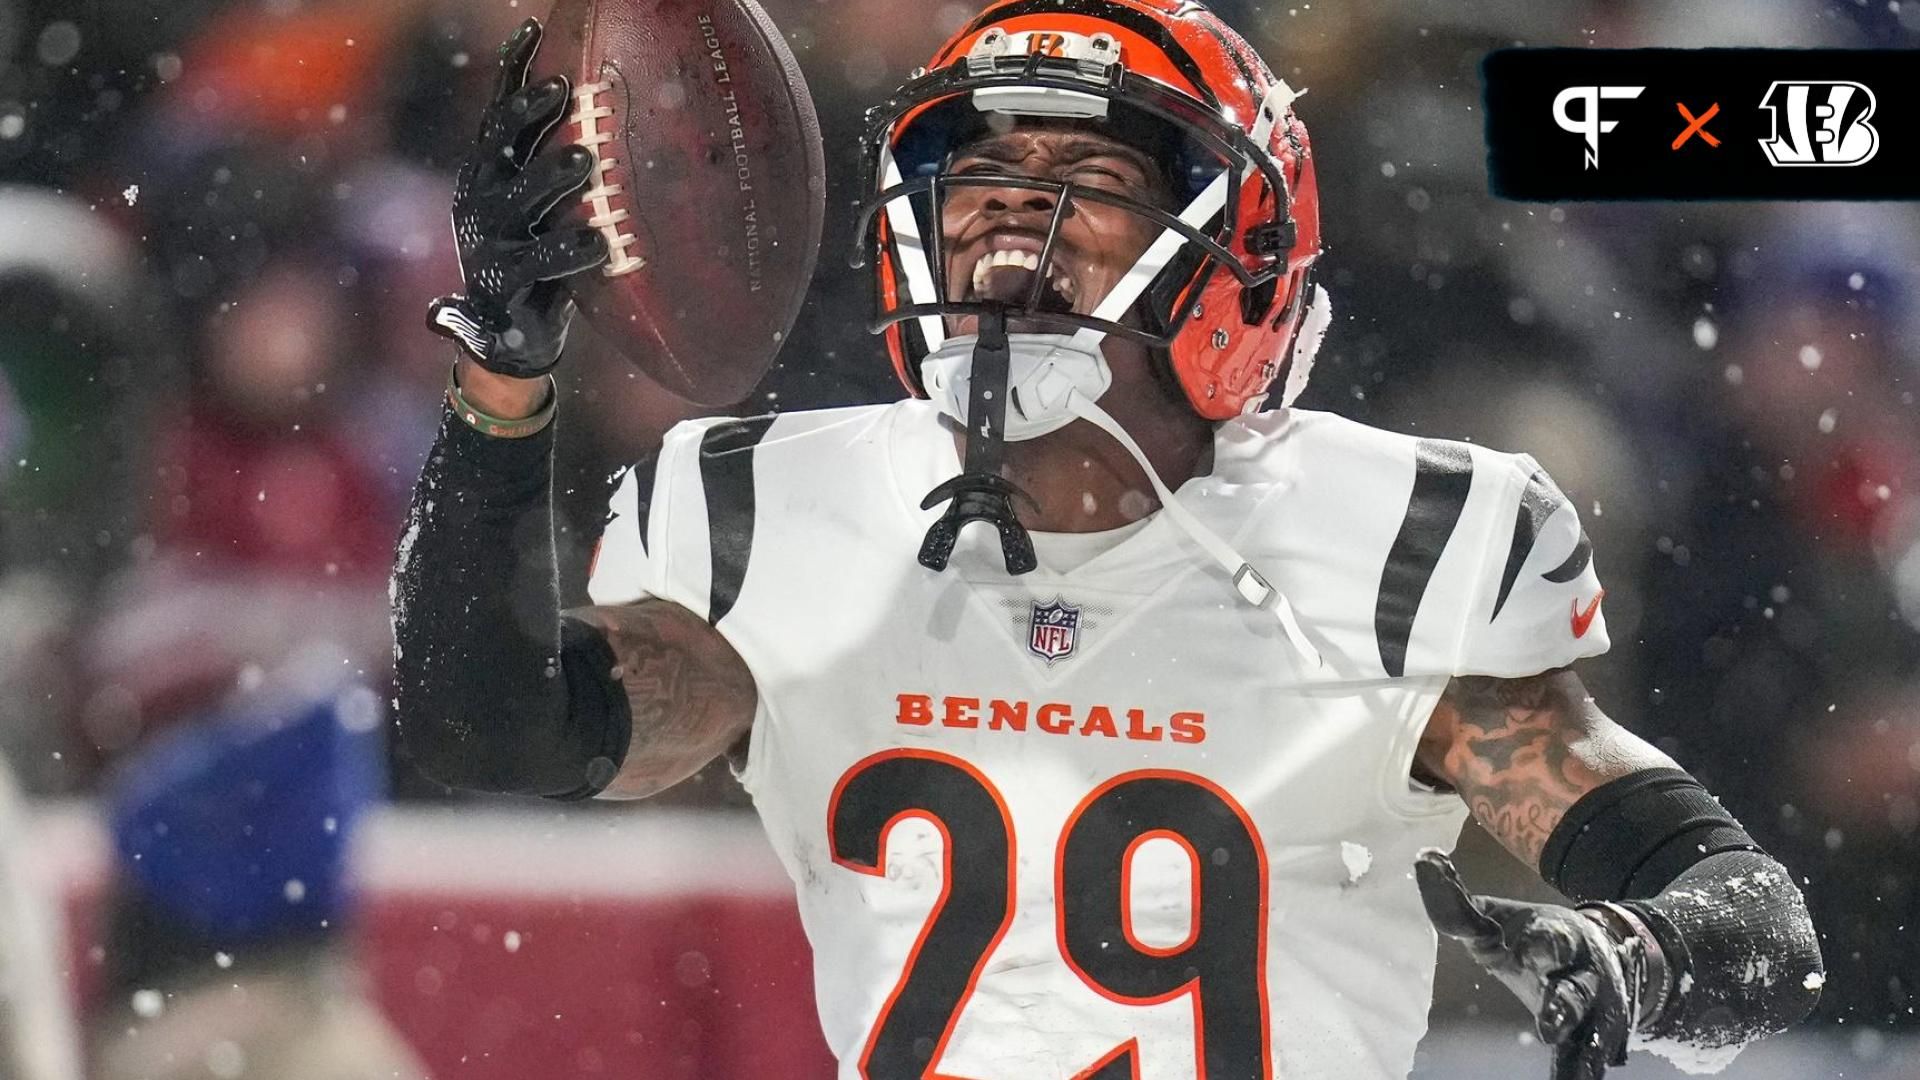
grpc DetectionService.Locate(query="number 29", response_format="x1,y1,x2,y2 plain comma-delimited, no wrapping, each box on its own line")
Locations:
828,749,1272,1079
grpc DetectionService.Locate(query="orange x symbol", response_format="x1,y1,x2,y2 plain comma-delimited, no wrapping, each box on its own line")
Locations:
1673,101,1721,149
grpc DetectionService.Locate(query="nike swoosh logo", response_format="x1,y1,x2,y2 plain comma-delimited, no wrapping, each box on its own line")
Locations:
1571,590,1605,639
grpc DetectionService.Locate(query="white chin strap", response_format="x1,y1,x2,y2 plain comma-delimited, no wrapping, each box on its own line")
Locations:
1061,388,1323,667
921,333,1111,442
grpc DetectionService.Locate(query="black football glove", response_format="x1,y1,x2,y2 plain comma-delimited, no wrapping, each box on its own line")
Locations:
428,18,608,378
1416,851,1638,1080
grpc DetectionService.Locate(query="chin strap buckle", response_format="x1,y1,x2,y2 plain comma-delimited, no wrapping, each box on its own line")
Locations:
1232,564,1275,607
1245,219,1297,261
1062,388,1325,669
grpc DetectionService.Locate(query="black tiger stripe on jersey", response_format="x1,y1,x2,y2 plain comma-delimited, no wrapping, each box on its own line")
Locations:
1491,468,1563,621
698,416,776,626
1375,440,1474,678
1540,530,1593,584
614,457,658,557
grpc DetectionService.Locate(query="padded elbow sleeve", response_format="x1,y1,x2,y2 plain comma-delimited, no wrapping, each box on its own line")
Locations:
1631,851,1824,1052
1543,769,1822,1053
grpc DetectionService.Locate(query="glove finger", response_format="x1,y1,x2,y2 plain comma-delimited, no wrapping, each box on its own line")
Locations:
1414,851,1503,948
1550,961,1633,1080
524,280,580,349
1586,948,1634,1068
493,18,545,103
1549,1029,1611,1080
491,75,573,175
513,228,610,288
1537,971,1598,1045
510,144,596,229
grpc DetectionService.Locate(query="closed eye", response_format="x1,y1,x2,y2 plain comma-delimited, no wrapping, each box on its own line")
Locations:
951,160,1011,177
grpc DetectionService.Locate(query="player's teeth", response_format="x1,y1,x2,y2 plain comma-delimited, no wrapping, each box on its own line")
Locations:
969,247,1066,299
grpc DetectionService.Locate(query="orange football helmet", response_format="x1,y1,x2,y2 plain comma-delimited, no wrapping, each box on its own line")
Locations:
853,0,1323,420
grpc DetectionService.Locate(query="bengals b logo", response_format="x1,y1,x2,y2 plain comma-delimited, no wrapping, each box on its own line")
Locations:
1028,32,1068,56
1758,81,1879,166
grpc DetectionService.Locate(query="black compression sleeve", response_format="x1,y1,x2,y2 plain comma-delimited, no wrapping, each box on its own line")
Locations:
391,406,631,799
1540,767,1761,901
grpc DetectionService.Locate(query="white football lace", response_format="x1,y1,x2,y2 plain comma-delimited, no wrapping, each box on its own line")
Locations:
571,79,644,276
1064,388,1323,667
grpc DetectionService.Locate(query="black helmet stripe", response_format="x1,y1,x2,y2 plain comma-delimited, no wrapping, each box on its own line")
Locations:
955,0,1220,108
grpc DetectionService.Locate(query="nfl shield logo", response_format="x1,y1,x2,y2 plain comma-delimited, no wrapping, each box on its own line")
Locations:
1028,598,1081,664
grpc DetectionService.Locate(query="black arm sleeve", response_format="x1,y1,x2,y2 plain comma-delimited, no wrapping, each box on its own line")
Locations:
390,407,631,799
1542,769,1823,1051
1540,766,1762,900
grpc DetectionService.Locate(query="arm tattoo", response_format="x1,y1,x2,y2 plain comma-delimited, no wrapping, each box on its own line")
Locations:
1427,669,1666,870
571,600,757,798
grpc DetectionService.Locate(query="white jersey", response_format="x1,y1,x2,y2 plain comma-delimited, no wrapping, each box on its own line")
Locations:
589,400,1608,1080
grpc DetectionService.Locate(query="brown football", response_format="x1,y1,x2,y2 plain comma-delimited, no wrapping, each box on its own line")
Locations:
534,0,825,405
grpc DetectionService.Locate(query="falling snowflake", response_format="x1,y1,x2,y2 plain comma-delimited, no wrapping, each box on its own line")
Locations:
122,184,138,206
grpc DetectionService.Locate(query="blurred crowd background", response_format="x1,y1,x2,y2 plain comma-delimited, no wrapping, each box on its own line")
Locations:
0,0,1916,1076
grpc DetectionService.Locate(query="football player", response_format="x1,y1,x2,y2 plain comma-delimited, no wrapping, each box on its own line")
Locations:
393,4,1823,1078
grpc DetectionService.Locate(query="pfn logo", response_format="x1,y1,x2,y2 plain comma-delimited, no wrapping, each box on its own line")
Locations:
1758,81,1878,166
1552,85,1645,169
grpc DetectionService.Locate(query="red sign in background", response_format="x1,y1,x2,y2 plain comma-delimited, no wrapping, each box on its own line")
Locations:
33,807,839,1079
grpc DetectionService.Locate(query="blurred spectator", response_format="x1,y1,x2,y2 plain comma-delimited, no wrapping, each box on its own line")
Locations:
0,185,173,792
1628,213,1920,1026
153,250,393,580
74,141,398,764
90,684,428,1080
0,185,160,583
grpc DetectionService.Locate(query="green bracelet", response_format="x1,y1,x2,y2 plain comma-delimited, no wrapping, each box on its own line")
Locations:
447,364,557,439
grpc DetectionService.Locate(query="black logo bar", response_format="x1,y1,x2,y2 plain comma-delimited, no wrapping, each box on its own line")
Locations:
1483,48,1920,200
